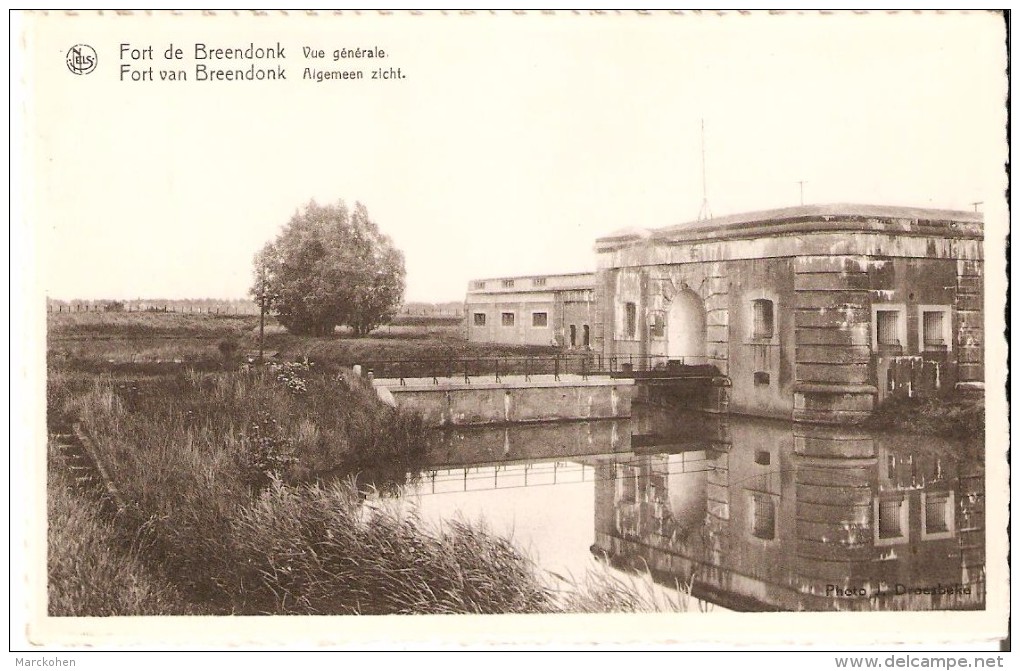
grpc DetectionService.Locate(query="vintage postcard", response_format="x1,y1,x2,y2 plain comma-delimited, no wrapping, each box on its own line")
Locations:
11,9,1010,651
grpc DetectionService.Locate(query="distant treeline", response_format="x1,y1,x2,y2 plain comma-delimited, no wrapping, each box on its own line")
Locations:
46,298,465,318
46,298,262,315
398,301,465,317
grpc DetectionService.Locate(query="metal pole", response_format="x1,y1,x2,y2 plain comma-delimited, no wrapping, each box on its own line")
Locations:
258,291,266,363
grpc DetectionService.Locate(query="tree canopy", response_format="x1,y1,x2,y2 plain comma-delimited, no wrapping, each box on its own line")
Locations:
252,200,406,336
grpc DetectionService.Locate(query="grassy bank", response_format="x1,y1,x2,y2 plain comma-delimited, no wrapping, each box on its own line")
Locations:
48,363,684,615
46,311,684,615
866,394,985,440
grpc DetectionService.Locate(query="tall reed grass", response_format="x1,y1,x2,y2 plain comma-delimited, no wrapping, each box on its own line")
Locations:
47,362,689,615
47,459,196,616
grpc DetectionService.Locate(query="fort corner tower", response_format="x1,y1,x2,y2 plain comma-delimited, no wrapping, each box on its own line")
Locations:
593,204,984,424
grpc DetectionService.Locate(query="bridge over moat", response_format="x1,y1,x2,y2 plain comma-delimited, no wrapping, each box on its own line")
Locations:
358,354,730,427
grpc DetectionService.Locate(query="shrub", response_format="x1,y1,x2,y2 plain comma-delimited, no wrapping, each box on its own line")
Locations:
867,394,985,439
217,338,240,368
237,412,299,496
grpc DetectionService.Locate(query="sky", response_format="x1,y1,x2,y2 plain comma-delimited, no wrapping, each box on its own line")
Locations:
20,11,1008,302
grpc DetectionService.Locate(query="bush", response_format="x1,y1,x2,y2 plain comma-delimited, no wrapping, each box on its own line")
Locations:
867,394,984,439
217,338,240,368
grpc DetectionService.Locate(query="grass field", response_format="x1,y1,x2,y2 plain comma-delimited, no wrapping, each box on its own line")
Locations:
48,311,557,373
45,310,675,616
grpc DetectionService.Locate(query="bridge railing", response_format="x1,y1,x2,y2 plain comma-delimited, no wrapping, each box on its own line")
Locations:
360,353,714,385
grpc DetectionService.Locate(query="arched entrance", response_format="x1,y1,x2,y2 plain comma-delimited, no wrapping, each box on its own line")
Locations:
666,289,707,362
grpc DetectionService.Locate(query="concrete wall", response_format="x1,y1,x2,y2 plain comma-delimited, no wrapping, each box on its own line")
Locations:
792,254,982,420
598,257,795,418
727,258,796,418
377,376,635,427
561,298,596,349
465,289,596,347
596,220,984,423
465,294,558,346
468,273,594,293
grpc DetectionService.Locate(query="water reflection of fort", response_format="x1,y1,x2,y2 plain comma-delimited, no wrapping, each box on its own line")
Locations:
418,404,984,612
590,406,985,611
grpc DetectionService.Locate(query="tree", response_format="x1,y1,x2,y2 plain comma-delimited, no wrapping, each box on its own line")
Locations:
251,200,406,337
251,244,281,357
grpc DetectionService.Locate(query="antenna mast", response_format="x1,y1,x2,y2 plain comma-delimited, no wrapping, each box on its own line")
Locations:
697,119,712,221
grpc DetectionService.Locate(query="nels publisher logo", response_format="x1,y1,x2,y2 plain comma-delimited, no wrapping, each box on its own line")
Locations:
66,44,97,75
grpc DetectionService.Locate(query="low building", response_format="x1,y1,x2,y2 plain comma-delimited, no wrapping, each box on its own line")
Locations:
593,204,984,423
464,272,596,348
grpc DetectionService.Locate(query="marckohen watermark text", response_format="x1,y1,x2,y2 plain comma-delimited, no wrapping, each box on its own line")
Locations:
14,658,76,667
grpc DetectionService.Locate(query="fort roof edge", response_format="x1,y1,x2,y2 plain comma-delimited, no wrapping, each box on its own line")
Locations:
595,203,984,249
466,270,596,284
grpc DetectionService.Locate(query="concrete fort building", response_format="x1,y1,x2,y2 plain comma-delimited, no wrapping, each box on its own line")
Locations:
592,203,984,424
464,272,597,348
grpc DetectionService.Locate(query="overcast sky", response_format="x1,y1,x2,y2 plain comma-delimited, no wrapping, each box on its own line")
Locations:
22,11,1007,302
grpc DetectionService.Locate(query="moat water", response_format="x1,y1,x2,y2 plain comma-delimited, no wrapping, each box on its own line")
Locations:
388,403,985,612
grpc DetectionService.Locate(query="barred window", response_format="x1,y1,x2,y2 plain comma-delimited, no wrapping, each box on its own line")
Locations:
502,279,515,288
472,281,487,290
876,310,901,346
625,302,637,338
751,494,776,540
532,312,548,327
473,313,486,326
501,312,515,327
752,299,774,339
878,498,907,540
924,492,951,534
533,277,546,287
923,311,947,348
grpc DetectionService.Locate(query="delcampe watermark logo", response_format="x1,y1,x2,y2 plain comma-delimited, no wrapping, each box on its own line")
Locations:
66,44,97,75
